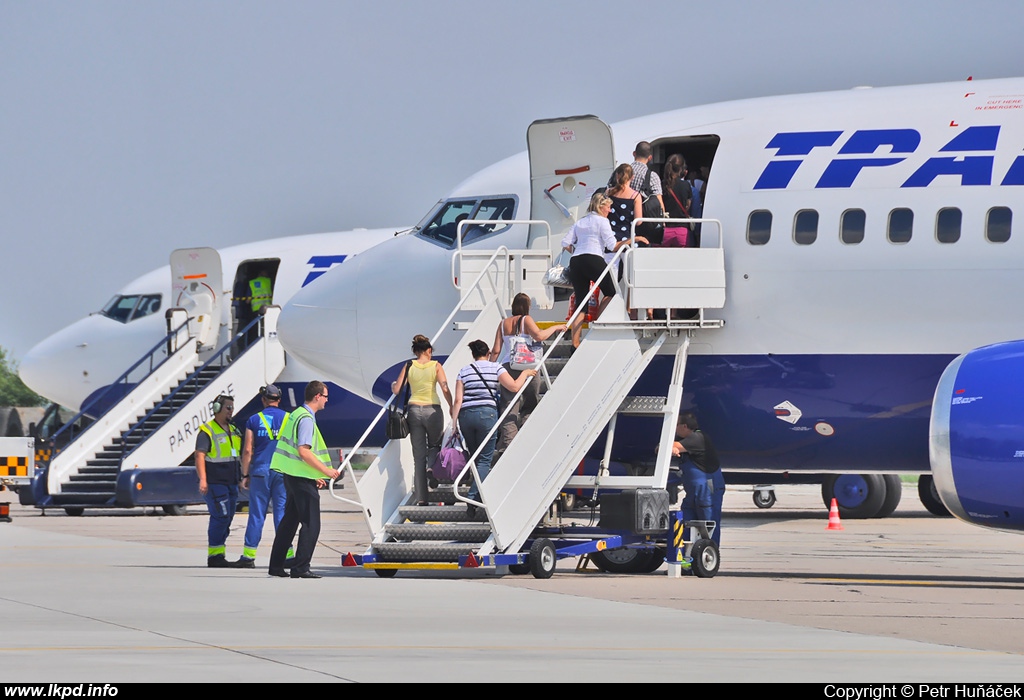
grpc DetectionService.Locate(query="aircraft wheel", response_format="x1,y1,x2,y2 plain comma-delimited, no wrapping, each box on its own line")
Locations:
64,506,84,517
917,475,952,517
752,489,776,509
529,538,557,579
590,547,653,574
374,568,398,578
874,474,903,518
821,474,886,519
560,492,576,512
691,539,720,578
162,504,187,516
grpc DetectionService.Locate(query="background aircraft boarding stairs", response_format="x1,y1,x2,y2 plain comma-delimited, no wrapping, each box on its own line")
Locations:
33,290,286,515
333,217,726,576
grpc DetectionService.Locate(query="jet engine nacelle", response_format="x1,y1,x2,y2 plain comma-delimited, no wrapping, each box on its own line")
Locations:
930,340,1024,533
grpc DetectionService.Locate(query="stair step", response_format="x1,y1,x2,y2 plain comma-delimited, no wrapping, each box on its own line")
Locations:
373,542,479,563
397,504,486,523
61,482,116,494
617,395,670,415
84,460,120,468
69,474,116,484
384,523,491,541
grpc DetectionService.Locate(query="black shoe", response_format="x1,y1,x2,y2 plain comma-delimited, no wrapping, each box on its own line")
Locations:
465,504,478,519
235,557,255,569
208,555,234,568
268,568,289,578
290,570,322,579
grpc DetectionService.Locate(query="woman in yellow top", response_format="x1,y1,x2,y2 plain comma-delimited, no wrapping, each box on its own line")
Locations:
392,334,454,505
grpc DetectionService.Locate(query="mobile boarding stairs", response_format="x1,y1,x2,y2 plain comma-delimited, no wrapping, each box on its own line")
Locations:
333,218,726,578
28,308,285,515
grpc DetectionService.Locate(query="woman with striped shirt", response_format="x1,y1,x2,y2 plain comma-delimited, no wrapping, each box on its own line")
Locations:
452,339,537,511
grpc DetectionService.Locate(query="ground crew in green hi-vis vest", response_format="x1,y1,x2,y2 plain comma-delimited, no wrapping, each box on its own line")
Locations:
267,380,340,579
195,394,245,568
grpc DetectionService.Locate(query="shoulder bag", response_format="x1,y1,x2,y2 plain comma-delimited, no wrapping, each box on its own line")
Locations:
385,361,412,439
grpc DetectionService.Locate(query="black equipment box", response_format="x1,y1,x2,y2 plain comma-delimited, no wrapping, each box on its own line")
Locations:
599,488,670,534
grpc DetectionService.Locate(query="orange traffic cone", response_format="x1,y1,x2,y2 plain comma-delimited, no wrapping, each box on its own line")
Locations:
826,498,844,531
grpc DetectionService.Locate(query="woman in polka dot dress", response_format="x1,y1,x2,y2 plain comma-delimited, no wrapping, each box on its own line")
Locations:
605,163,644,256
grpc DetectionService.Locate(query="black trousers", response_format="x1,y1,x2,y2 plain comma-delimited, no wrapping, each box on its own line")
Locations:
269,473,320,574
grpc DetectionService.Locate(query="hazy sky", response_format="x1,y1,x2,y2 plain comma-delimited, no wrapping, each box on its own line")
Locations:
2,0,1022,358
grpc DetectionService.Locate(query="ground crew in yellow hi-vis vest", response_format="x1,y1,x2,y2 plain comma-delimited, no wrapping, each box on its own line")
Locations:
249,273,273,313
194,394,245,568
268,380,340,579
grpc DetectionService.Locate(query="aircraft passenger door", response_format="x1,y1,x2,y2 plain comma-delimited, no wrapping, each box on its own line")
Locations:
526,116,615,308
170,248,223,350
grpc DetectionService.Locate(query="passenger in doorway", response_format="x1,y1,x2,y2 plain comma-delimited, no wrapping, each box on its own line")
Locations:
672,412,725,546
661,154,694,248
605,163,644,246
489,293,566,455
629,141,665,211
237,384,291,568
194,394,245,568
391,335,454,505
452,339,536,516
561,192,647,349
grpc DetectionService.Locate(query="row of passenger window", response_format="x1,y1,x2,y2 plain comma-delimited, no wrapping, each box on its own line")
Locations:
747,207,1013,245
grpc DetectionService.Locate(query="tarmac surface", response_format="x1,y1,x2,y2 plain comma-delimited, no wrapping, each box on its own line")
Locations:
1,479,1022,683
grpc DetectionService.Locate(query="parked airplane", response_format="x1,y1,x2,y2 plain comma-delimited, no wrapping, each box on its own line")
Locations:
277,77,1024,520
17,227,403,513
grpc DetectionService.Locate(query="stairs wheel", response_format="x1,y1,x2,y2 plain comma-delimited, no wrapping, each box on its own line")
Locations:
508,561,531,575
374,568,398,578
64,506,85,517
528,538,557,579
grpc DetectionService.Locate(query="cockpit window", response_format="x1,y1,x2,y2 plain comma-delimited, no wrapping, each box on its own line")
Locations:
100,294,162,324
416,196,516,246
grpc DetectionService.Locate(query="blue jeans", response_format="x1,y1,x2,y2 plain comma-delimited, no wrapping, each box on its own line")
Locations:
680,464,725,546
242,470,288,559
203,483,238,556
459,405,498,500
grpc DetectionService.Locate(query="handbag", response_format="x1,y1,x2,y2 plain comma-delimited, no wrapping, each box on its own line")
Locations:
384,361,412,440
431,429,468,483
544,249,573,288
508,317,542,371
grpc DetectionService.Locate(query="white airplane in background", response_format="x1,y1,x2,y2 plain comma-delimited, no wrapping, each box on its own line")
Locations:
19,227,402,457
277,76,1024,524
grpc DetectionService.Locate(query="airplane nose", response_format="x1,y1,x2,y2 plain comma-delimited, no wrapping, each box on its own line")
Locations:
19,319,99,409
279,236,459,404
279,252,372,399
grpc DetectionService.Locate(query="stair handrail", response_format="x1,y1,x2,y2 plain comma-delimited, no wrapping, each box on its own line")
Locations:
450,219,551,289
329,245,513,507
451,242,633,510
43,317,193,459
119,315,262,462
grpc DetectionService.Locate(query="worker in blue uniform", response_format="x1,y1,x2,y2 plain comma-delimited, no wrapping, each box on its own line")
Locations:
672,411,725,546
236,384,292,568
